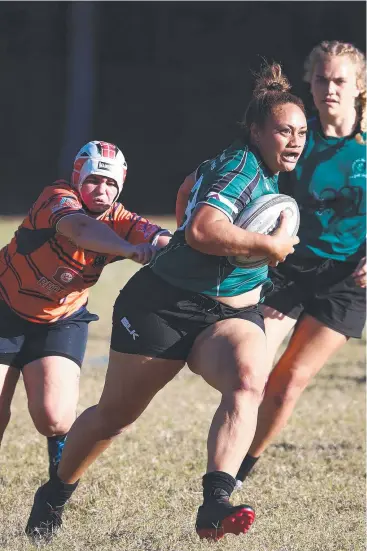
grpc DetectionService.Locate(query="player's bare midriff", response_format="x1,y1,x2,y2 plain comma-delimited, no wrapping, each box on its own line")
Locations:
214,286,262,308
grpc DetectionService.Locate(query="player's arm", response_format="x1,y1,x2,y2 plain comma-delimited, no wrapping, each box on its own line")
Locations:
112,208,172,250
185,204,297,263
57,214,152,264
185,157,299,263
176,172,196,226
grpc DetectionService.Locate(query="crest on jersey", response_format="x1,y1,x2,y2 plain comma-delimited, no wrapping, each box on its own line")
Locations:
52,267,79,286
351,158,366,179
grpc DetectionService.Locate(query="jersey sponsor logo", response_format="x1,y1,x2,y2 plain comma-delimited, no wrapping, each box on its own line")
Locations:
351,158,366,179
98,161,113,171
92,255,107,268
37,277,63,295
206,192,239,214
51,196,80,213
120,316,139,340
52,266,79,286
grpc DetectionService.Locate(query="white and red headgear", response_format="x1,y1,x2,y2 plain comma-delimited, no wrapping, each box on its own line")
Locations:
72,141,127,202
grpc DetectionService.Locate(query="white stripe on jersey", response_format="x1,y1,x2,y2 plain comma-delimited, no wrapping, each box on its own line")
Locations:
206,192,239,214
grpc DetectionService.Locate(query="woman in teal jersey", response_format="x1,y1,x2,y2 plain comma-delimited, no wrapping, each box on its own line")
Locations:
237,41,366,484
26,63,307,542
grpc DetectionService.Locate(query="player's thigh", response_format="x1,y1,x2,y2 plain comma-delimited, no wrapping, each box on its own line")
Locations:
96,350,184,428
262,305,298,364
23,356,80,424
262,261,306,362
187,318,268,396
275,314,348,385
21,317,89,418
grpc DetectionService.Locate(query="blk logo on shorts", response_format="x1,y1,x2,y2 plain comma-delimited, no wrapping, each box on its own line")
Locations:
121,317,139,340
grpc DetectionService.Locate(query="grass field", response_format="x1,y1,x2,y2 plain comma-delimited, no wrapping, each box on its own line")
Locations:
0,216,365,551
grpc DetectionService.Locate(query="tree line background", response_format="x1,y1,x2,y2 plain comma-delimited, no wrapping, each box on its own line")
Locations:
0,1,365,215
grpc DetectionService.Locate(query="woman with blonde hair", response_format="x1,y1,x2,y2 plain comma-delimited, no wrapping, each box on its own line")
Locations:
236,41,366,484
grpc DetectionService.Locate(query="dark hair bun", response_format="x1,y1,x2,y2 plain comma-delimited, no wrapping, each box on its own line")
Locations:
253,62,291,98
267,82,285,92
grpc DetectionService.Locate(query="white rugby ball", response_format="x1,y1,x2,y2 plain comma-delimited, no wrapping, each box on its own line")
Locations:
228,193,300,269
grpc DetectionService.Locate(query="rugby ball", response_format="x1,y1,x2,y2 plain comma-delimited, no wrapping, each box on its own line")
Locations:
228,193,300,269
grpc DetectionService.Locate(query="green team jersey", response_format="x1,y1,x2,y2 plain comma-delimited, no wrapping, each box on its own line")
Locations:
151,140,279,297
279,117,366,261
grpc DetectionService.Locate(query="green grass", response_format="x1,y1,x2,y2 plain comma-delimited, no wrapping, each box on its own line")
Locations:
0,217,365,551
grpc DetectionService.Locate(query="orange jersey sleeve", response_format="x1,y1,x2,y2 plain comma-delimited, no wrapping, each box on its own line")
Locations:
100,203,163,245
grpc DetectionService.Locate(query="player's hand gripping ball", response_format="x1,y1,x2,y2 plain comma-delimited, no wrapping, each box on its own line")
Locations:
227,194,300,268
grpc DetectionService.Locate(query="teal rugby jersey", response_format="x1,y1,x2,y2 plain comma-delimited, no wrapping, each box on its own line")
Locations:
151,140,279,297
279,117,366,261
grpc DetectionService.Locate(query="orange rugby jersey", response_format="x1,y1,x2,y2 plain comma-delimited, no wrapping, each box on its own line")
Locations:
0,180,163,323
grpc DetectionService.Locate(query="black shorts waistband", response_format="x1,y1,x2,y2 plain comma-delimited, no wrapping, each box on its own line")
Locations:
144,267,261,316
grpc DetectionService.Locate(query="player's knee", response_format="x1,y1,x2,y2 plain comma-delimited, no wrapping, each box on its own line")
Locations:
30,404,74,436
273,363,311,407
227,362,267,402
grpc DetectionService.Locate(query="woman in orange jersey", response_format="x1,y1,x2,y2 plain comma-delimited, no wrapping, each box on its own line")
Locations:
0,140,171,478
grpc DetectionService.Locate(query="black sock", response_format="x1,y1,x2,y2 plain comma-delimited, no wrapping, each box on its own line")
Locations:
45,474,80,507
236,454,259,482
47,434,68,479
202,471,236,503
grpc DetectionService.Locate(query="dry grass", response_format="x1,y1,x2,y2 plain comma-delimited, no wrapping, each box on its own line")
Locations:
0,217,365,551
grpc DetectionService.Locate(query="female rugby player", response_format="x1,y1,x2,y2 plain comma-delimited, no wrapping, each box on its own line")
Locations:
0,140,170,479
26,64,307,542
237,41,366,483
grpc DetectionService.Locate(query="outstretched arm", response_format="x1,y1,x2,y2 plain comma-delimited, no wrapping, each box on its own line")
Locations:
57,213,152,264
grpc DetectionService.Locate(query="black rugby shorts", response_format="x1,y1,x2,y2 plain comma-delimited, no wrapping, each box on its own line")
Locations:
111,266,265,361
265,256,366,338
0,300,99,369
